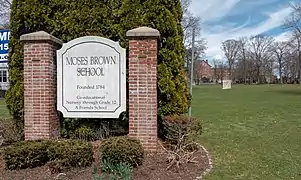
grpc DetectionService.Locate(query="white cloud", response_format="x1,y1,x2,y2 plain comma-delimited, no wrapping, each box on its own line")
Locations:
190,0,292,60
230,0,281,16
274,31,292,42
190,0,242,22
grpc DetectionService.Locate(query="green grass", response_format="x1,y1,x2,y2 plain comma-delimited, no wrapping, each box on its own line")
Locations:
192,85,301,180
1,85,300,179
0,99,10,119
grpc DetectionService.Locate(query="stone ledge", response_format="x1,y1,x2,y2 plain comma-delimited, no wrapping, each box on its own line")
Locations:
20,31,63,45
126,27,160,38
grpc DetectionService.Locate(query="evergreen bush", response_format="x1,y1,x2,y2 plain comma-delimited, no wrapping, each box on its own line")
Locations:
3,140,51,170
3,139,93,170
100,136,144,168
7,0,190,121
47,139,93,168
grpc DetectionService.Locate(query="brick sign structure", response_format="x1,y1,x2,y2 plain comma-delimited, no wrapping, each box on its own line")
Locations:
126,27,160,151
21,27,160,151
21,31,62,140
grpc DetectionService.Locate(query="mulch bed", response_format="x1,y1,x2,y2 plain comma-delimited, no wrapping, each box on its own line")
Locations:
0,141,211,180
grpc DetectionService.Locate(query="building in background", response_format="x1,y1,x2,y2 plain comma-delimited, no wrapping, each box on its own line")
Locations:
195,60,231,84
195,60,214,83
0,29,10,90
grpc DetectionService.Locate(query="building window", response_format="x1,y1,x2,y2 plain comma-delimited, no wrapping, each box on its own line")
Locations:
0,70,8,83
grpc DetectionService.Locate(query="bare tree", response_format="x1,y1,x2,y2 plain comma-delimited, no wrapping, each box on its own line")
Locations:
218,61,227,84
212,59,227,83
249,35,274,84
212,59,219,83
181,0,201,45
181,0,207,71
0,0,11,27
221,39,240,81
284,3,301,34
284,2,301,84
272,41,289,84
237,36,249,84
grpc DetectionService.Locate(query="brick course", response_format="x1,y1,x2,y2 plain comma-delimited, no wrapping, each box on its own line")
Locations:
127,27,160,151
21,31,62,140
20,29,161,151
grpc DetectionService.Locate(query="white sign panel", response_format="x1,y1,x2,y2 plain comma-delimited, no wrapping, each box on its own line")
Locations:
222,80,232,90
57,36,126,118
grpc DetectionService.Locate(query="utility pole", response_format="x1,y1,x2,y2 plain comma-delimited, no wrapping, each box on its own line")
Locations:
188,28,195,117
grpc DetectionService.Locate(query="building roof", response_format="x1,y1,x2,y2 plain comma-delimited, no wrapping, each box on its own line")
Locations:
199,60,212,68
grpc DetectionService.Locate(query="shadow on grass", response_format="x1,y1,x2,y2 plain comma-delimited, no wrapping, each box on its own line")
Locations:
268,89,301,96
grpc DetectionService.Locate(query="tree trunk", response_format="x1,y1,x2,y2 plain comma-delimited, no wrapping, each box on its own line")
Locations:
279,64,283,84
248,72,251,85
229,67,232,81
299,48,301,84
256,66,260,84
243,59,247,85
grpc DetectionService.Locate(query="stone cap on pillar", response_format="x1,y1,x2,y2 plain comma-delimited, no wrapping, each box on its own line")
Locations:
20,31,63,46
126,26,160,38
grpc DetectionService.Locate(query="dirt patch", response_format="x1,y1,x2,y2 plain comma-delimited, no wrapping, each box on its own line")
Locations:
132,150,209,180
0,142,211,180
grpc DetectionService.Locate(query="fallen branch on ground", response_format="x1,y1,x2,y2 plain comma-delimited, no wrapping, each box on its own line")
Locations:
159,134,201,170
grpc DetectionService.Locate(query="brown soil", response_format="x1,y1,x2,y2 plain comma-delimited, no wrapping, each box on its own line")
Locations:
0,141,210,180
132,150,209,180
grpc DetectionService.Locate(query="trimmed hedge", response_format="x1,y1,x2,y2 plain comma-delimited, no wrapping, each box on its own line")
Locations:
3,139,93,170
100,136,144,168
3,140,51,170
48,139,93,168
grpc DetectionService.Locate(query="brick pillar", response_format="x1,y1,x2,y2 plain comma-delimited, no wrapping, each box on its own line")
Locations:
126,27,160,151
20,31,63,140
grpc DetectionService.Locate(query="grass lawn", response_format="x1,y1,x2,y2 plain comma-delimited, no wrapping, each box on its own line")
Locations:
192,84,301,180
0,99,10,119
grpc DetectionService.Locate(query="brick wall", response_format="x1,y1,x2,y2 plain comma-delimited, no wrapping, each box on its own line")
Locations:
196,60,214,80
20,29,160,151
21,31,62,140
196,60,231,82
127,27,160,151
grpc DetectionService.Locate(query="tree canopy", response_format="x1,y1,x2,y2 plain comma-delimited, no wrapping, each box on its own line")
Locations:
6,0,190,119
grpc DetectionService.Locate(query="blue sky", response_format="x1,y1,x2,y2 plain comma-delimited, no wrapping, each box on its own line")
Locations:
190,0,300,61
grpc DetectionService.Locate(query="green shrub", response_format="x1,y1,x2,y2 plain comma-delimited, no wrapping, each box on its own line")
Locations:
3,139,93,170
161,115,202,144
0,119,23,146
47,139,93,168
8,0,190,121
70,126,95,141
60,118,114,140
3,140,51,170
100,136,143,168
